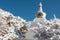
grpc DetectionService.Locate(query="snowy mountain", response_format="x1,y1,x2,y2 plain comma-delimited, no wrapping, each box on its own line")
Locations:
0,3,60,40
0,9,27,40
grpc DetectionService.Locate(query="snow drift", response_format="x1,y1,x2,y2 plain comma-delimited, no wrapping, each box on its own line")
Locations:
0,9,60,40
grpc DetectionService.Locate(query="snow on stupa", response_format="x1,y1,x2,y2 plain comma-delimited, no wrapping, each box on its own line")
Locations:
33,2,47,22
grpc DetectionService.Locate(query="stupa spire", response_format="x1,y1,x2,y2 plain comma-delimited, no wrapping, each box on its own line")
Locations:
38,2,43,12
40,2,43,12
33,2,46,22
36,2,46,18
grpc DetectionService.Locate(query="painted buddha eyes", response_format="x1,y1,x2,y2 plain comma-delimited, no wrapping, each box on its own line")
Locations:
36,12,43,18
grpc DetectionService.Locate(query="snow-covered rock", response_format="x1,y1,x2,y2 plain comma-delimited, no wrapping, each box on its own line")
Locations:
0,9,26,40
0,8,60,40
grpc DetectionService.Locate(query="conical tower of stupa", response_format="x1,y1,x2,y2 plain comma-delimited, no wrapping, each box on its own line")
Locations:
33,2,47,22
36,2,46,18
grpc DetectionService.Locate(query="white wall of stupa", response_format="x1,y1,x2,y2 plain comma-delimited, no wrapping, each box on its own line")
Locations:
33,2,46,22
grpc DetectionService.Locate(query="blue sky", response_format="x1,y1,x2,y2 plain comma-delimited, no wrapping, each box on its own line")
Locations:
0,0,60,21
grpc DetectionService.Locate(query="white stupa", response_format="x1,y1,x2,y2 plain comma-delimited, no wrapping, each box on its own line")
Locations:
33,2,47,22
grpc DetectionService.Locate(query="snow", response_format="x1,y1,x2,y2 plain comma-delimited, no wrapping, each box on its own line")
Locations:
0,9,60,40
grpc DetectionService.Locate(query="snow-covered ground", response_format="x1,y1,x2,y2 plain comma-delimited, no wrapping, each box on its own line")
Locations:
0,9,60,40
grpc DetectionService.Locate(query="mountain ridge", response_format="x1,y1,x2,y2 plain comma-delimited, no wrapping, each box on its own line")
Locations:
0,9,60,40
